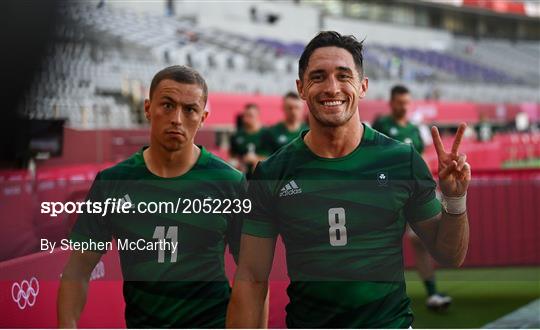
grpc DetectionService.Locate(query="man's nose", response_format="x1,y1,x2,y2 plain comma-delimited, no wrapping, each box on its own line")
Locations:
171,107,182,125
323,76,340,96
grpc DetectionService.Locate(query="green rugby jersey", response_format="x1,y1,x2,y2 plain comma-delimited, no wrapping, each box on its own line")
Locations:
262,122,308,154
229,128,270,157
70,146,245,328
372,115,425,154
243,124,441,328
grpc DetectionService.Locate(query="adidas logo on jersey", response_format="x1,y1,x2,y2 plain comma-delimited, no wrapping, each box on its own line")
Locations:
119,194,135,209
279,180,302,197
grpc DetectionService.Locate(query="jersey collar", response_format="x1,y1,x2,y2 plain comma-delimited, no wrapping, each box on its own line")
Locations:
296,123,375,161
134,145,210,178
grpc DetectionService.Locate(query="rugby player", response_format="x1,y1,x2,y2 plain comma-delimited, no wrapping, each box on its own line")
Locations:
262,91,308,154
372,85,452,311
229,103,269,175
227,31,470,328
58,66,257,328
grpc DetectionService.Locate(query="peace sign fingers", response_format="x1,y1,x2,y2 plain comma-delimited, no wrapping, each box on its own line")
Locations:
451,123,467,155
431,125,446,158
431,123,468,159
430,123,471,198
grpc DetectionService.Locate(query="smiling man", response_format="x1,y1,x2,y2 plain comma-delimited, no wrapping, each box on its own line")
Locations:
227,31,470,328
58,66,248,328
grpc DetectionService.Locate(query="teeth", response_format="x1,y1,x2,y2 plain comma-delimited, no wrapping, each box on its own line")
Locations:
322,100,344,106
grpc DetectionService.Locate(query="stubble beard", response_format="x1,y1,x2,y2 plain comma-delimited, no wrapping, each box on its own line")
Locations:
310,104,357,128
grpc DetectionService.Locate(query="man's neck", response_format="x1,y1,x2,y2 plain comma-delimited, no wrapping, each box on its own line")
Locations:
304,114,363,158
392,114,408,127
143,143,200,178
244,124,261,134
284,120,302,132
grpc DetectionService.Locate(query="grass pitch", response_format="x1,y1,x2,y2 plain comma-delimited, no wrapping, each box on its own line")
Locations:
405,267,540,328
503,158,540,168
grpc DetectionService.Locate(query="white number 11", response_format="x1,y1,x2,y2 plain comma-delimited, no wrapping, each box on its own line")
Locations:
153,226,178,263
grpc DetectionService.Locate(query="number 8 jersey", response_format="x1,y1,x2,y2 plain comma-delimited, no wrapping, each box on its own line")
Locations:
243,124,441,328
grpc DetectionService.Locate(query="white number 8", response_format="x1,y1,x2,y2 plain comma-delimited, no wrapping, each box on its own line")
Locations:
328,208,347,246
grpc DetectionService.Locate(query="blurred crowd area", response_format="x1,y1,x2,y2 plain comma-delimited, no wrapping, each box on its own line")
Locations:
17,0,539,126
4,0,536,170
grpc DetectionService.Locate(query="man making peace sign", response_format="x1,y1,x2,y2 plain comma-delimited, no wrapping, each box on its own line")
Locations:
412,123,470,265
228,31,470,328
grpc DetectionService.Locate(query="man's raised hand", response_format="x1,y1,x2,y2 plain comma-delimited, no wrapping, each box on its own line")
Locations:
431,123,471,197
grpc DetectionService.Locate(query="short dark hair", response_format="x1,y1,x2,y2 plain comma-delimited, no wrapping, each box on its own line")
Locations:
244,103,259,111
390,85,410,100
298,31,364,80
283,91,300,100
149,65,208,104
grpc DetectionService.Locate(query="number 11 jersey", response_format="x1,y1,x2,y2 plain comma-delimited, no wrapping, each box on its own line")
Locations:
70,146,245,328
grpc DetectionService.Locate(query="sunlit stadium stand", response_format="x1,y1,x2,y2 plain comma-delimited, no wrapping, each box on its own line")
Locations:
17,1,540,128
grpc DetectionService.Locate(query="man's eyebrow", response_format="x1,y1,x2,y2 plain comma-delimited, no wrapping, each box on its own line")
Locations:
336,66,354,73
159,95,177,103
308,67,354,76
181,102,201,108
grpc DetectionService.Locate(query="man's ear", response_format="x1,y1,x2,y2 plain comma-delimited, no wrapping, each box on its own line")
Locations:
144,99,151,122
199,110,209,128
359,77,369,99
296,79,306,100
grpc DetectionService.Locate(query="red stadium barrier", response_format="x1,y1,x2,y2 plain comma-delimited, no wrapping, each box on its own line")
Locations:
205,93,538,126
0,247,125,328
423,132,540,170
0,172,36,260
403,169,540,268
23,96,538,170
36,128,540,172
0,163,113,261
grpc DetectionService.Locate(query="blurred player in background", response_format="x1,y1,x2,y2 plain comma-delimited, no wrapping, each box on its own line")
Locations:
475,112,494,142
262,91,308,154
57,66,254,328
372,86,424,153
229,103,269,175
372,85,452,311
227,31,470,328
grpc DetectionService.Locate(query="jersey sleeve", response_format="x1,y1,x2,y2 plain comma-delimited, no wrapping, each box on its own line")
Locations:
225,176,247,264
404,147,441,223
242,164,278,238
69,171,113,253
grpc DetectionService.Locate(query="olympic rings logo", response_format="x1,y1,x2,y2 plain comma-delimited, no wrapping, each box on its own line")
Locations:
11,277,39,310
